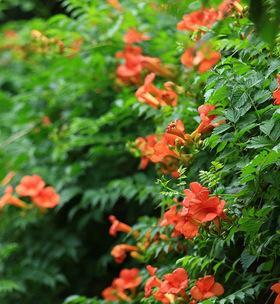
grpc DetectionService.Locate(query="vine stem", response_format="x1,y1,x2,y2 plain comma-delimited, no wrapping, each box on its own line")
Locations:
0,124,35,148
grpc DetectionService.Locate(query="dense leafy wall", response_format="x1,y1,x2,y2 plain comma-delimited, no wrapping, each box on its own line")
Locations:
0,0,279,303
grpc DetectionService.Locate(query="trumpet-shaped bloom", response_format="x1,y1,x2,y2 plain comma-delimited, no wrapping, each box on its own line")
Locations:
102,285,131,301
161,183,226,239
218,0,243,16
135,134,159,169
150,140,178,163
32,186,60,208
160,205,182,227
174,213,200,239
102,268,141,301
274,89,280,105
135,134,177,168
183,182,210,204
181,47,221,73
102,286,119,301
145,265,161,297
111,244,138,263
190,275,224,301
0,186,27,209
273,75,280,105
124,28,150,44
135,73,177,108
271,282,280,304
145,276,161,297
145,267,189,304
177,8,220,32
160,268,188,294
114,268,142,290
16,175,45,197
109,215,132,236
147,265,158,276
134,120,192,177
116,45,172,85
187,195,225,223
160,205,199,239
193,104,223,135
116,45,144,84
153,290,173,304
164,119,192,146
183,182,225,223
177,2,242,33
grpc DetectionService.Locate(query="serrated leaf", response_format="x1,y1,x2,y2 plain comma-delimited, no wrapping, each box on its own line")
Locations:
254,90,272,104
260,119,275,136
240,251,256,271
225,109,240,123
246,136,273,149
212,124,231,135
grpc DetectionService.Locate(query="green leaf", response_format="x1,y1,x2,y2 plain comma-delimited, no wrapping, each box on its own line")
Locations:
212,124,231,135
254,90,272,104
240,251,257,271
246,136,273,149
260,119,275,136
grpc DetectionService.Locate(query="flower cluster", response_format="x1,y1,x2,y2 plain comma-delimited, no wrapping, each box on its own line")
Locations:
161,182,226,239
0,173,60,210
31,30,65,54
108,215,139,263
2,0,280,302
108,215,170,264
116,30,172,85
176,2,243,73
102,268,142,301
133,104,222,176
16,175,60,208
31,30,83,56
133,119,192,177
100,1,278,303
177,0,242,33
177,7,220,32
145,265,224,303
0,28,82,57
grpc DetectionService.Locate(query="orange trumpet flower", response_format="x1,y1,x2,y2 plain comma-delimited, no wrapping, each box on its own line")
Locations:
16,175,45,197
190,275,224,301
124,28,150,44
273,75,280,105
109,215,132,236
177,8,220,32
32,186,60,208
111,244,138,263
181,46,221,73
135,73,177,108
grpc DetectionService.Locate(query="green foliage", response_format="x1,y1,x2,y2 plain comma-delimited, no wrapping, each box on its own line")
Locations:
0,0,279,303
249,0,280,45
0,243,23,297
